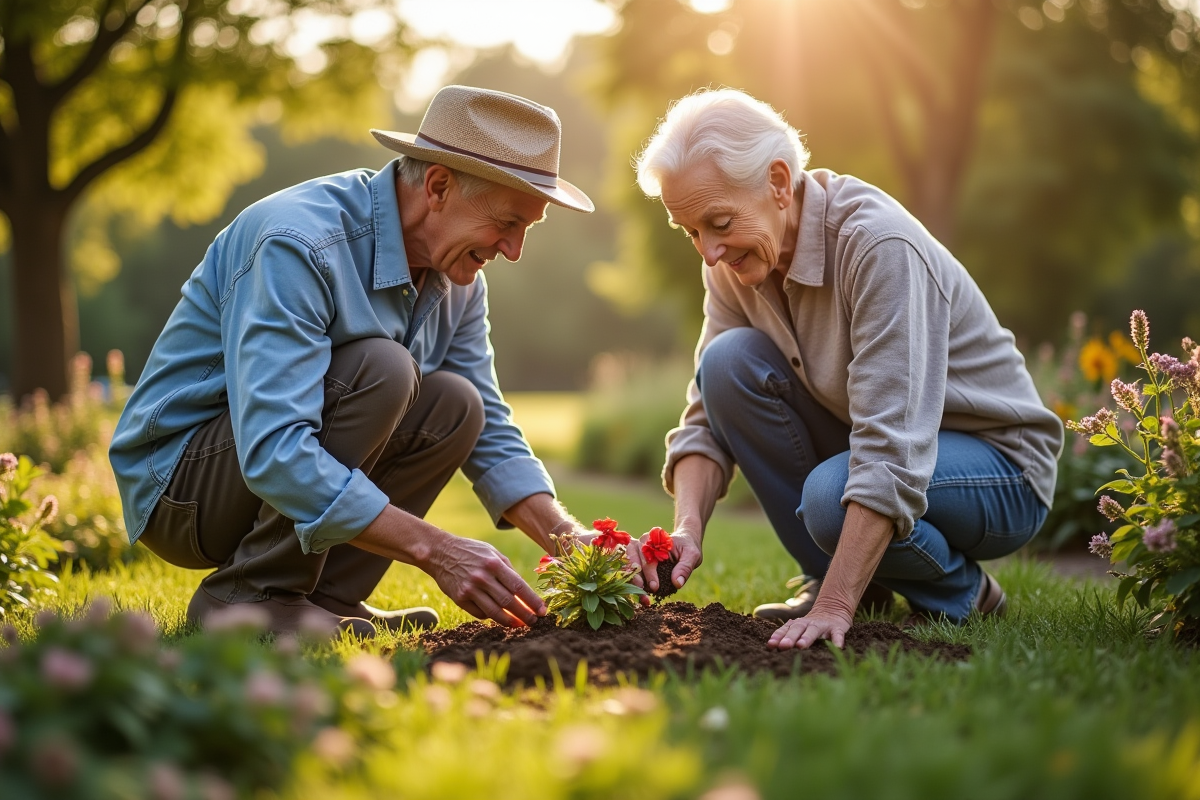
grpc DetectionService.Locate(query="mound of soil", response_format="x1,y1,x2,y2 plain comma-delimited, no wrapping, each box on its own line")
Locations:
421,602,970,686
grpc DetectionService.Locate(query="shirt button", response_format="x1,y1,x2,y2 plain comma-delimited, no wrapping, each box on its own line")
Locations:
402,289,409,296
791,357,800,367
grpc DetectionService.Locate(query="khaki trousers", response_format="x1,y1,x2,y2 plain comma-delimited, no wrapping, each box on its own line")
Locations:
138,338,484,606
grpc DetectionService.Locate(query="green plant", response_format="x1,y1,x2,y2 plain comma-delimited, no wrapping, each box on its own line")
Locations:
0,455,63,617
0,599,390,799
1068,310,1200,631
36,446,137,571
537,523,646,630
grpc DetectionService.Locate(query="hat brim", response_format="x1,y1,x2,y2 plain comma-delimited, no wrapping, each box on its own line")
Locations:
370,129,594,213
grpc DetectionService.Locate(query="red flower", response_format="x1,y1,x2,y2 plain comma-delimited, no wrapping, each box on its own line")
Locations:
641,527,673,563
592,518,631,551
535,555,559,573
593,518,618,534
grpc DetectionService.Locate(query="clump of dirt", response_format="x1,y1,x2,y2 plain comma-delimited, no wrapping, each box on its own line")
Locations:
652,559,678,600
421,602,970,687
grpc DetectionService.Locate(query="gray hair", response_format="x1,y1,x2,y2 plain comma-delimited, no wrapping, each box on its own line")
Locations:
397,156,492,199
635,88,810,197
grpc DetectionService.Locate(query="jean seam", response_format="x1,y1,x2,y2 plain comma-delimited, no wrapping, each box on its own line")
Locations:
891,538,948,577
764,378,812,471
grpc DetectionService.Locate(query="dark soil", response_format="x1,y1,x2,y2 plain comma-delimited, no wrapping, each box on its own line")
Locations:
652,559,678,600
421,601,971,687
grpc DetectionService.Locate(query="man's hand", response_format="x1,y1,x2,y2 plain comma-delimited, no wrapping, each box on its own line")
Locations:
767,604,853,650
628,527,703,595
351,504,547,628
424,535,547,627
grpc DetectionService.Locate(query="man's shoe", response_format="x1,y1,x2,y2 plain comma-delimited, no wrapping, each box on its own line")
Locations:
975,570,1007,617
187,587,377,639
308,594,439,633
752,576,895,622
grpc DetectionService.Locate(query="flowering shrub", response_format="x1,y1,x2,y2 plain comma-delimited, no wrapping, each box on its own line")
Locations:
36,446,136,571
0,454,63,617
0,600,389,798
1068,310,1200,631
1031,312,1145,549
0,351,126,473
537,519,646,630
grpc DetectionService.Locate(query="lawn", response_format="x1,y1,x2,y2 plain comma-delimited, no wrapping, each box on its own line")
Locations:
7,393,1200,799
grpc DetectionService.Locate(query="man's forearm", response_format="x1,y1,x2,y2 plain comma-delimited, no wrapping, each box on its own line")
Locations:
350,503,443,567
502,492,581,553
812,501,894,618
672,454,725,538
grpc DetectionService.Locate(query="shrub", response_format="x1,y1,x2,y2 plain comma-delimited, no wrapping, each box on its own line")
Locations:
1030,313,1143,550
537,522,645,630
0,600,389,799
36,446,137,571
0,455,63,617
1068,310,1200,632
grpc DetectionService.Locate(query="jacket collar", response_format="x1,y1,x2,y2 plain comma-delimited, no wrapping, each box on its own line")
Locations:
784,170,827,288
370,159,411,290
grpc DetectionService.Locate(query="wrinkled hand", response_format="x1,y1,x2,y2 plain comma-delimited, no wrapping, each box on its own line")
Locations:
426,535,547,627
767,605,853,650
628,528,703,596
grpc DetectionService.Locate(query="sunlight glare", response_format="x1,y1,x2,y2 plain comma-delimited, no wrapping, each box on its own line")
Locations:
689,0,733,12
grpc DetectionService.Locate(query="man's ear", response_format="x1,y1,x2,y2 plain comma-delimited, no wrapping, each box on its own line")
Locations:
424,164,454,211
768,159,794,209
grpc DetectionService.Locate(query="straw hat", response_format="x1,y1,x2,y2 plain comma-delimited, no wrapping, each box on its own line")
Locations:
371,85,594,213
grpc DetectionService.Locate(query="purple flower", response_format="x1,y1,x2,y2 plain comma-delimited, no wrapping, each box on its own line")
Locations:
1098,496,1124,522
244,670,287,707
40,648,94,691
0,453,16,480
1067,408,1117,436
118,611,159,654
1149,353,1197,382
1131,310,1150,351
1162,447,1187,478
1143,520,1177,553
1089,533,1112,559
36,495,58,526
1110,379,1141,413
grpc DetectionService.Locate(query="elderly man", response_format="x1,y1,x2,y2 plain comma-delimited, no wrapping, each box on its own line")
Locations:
110,85,595,637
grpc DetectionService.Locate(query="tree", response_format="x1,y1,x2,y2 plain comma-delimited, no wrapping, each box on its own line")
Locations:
586,0,1199,343
0,0,412,399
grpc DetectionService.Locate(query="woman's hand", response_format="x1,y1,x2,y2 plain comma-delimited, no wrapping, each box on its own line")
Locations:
766,604,854,650
627,526,703,595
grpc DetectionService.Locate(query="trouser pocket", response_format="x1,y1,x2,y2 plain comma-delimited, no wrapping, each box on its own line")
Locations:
139,494,217,569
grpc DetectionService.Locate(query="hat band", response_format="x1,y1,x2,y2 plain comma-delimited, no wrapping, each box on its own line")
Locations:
415,133,559,189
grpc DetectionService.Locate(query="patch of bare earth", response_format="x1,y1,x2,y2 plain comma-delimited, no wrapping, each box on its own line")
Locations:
421,601,971,687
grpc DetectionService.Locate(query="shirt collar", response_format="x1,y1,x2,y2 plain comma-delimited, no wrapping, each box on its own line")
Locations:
784,170,827,287
370,158,410,290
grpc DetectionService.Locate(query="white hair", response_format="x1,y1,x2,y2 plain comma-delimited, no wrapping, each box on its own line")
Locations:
635,88,810,197
397,155,491,199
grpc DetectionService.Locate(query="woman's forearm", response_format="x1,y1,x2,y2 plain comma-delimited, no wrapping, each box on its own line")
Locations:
811,501,895,617
672,454,726,537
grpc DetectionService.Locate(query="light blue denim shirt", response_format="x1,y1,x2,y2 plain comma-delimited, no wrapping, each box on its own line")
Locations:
110,159,554,554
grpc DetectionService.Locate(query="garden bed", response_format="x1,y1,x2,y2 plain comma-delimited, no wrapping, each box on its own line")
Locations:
421,602,971,686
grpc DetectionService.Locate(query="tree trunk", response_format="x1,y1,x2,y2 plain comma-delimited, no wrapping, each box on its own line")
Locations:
7,201,74,401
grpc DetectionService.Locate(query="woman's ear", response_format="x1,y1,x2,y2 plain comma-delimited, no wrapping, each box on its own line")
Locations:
768,159,794,209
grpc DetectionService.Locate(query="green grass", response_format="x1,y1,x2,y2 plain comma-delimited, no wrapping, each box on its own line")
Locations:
10,393,1200,799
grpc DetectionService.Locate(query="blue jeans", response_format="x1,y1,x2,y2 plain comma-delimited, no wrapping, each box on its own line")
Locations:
698,328,1048,622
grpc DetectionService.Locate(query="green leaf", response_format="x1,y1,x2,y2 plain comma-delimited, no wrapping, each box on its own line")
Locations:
582,592,599,613
1164,568,1200,596
586,606,605,630
618,601,636,619
1110,524,1139,542
1111,537,1139,563
1140,416,1159,434
1090,434,1117,447
1116,576,1138,607
1176,513,1200,528
600,593,618,605
603,609,621,625
1135,578,1156,607
1097,479,1137,494
577,582,598,592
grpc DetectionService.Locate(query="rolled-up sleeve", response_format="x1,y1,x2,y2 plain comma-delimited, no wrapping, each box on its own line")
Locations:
441,274,554,526
221,234,390,554
662,264,748,497
842,236,950,537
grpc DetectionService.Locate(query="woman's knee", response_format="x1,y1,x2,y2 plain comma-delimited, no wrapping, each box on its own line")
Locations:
799,454,851,556
697,328,779,418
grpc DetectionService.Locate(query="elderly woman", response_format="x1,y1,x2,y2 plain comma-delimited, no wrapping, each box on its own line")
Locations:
628,89,1063,649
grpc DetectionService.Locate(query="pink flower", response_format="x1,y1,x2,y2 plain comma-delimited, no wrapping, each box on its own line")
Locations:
40,648,94,691
1143,520,1177,553
1088,533,1112,559
1098,496,1124,522
1162,447,1187,478
1130,310,1150,351
244,670,287,707
118,611,159,654
0,453,17,480
197,773,236,800
37,495,58,526
1066,408,1117,437
312,727,355,767
345,653,395,690
30,735,80,788
1149,353,1196,382
148,762,187,800
1110,379,1141,413
641,527,674,563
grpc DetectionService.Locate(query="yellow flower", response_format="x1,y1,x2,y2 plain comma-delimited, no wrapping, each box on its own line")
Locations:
1079,338,1118,383
1108,331,1142,364
1053,400,1076,422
